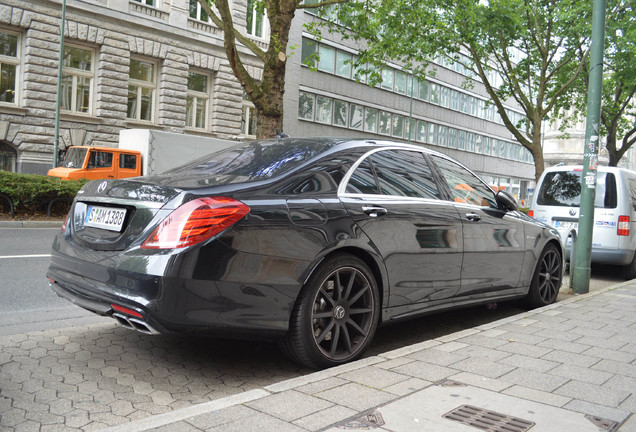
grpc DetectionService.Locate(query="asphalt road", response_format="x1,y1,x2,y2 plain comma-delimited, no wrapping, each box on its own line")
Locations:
0,227,626,350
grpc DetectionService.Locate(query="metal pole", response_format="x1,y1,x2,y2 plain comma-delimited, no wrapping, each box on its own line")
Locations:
53,0,67,168
571,0,606,294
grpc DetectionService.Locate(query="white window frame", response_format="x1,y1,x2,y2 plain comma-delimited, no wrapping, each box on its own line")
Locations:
186,71,210,130
246,0,269,40
127,58,156,122
61,44,94,114
0,29,20,106
241,92,257,138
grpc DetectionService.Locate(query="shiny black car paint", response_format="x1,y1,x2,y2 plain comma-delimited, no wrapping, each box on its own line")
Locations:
48,138,562,344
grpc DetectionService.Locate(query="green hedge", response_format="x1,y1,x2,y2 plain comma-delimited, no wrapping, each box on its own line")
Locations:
0,171,88,216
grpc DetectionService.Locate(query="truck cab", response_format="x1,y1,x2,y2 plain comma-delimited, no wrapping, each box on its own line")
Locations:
48,146,142,180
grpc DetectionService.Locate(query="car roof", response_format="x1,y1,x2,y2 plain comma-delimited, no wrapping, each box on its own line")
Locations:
543,164,636,176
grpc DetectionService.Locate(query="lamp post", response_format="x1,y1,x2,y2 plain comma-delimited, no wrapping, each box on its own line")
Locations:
53,0,67,168
571,0,607,294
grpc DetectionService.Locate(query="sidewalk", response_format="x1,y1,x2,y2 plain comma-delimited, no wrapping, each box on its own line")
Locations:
90,281,636,432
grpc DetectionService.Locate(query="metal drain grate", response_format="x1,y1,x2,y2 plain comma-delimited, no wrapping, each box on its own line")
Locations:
443,405,535,432
585,415,620,432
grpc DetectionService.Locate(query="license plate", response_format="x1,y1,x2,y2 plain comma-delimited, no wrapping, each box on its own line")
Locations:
84,205,127,232
553,220,578,230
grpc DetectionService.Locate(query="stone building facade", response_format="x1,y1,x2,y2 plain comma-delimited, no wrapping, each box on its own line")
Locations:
0,0,263,174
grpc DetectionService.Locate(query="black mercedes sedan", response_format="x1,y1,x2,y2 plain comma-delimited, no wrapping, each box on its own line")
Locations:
48,137,563,369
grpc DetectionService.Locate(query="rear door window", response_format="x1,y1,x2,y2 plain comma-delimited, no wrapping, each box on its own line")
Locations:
537,171,616,209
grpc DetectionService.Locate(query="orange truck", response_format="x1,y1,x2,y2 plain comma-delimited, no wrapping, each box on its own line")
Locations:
47,146,142,180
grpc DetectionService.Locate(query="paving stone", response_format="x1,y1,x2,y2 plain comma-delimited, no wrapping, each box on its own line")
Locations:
541,349,601,368
185,405,259,429
204,411,307,432
537,338,592,354
316,382,396,412
454,345,512,361
500,368,570,392
390,360,456,382
549,363,614,385
337,366,411,389
406,347,467,366
383,377,431,396
447,372,512,392
451,357,516,379
246,390,333,422
455,334,509,348
582,346,636,364
502,384,572,407
499,353,559,373
292,404,357,431
555,380,631,407
593,359,636,378
564,399,632,424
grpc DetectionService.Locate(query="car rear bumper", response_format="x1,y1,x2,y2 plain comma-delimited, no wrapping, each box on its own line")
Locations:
47,233,309,339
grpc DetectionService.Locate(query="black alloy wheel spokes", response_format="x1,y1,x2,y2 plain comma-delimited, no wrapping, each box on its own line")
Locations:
539,249,561,302
311,267,375,360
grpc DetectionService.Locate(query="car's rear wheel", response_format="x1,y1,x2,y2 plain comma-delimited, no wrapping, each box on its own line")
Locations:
525,243,562,308
621,252,636,280
280,254,379,369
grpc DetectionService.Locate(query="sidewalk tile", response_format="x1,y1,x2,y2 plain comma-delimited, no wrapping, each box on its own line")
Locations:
592,359,636,377
582,346,635,364
337,366,411,389
537,338,592,354
564,399,631,423
295,377,348,395
184,405,259,430
502,384,571,407
549,363,613,385
383,377,431,396
292,404,356,431
500,368,570,392
555,380,631,407
541,350,601,368
454,345,511,361
405,347,467,366
315,382,396,412
245,390,333,422
454,334,509,348
499,353,559,373
447,372,512,392
451,357,516,379
390,360,456,382
497,340,554,358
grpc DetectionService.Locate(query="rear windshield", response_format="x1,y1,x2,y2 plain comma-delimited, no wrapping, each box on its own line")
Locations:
536,171,617,209
167,140,335,185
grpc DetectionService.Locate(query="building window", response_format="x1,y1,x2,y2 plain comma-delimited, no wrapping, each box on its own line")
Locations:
0,31,19,104
378,111,391,135
335,51,352,78
127,58,155,122
318,45,336,73
189,0,209,21
298,91,314,120
133,0,156,6
316,96,332,124
241,92,257,137
186,71,209,129
333,100,348,127
0,141,16,171
246,0,268,39
61,46,93,114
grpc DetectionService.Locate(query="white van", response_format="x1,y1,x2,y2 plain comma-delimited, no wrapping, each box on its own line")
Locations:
530,165,636,279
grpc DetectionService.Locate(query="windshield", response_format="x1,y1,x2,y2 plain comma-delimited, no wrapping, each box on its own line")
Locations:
536,171,616,209
62,148,88,168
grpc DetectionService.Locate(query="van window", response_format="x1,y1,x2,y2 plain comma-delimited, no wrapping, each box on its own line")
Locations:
87,151,113,169
536,171,617,209
628,179,636,211
120,154,137,170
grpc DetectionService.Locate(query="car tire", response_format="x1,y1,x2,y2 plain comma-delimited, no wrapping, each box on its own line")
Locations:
279,254,380,369
525,243,562,308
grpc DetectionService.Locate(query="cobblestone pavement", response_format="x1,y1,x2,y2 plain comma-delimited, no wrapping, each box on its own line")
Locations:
0,323,305,431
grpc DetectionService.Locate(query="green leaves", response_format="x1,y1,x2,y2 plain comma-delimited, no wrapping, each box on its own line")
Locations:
0,172,87,216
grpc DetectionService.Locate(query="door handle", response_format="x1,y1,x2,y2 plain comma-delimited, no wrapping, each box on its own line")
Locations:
362,206,388,218
465,212,481,222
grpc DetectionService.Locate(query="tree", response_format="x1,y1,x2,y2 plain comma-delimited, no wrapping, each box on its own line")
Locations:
563,1,635,166
319,0,595,181
196,0,347,139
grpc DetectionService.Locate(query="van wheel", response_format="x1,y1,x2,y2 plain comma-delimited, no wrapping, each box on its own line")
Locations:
279,254,379,369
525,244,562,308
622,253,636,280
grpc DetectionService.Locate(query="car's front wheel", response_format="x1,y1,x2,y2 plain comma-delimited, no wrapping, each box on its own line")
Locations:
280,254,380,369
525,243,562,308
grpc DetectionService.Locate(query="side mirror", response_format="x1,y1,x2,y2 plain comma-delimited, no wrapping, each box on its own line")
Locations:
496,190,518,212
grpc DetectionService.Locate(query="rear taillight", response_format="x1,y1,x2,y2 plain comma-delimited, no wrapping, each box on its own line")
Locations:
141,197,250,249
61,212,70,233
528,210,534,218
618,215,630,236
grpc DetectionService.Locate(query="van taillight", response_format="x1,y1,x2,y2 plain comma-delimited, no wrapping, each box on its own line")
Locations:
528,210,534,218
618,216,630,236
